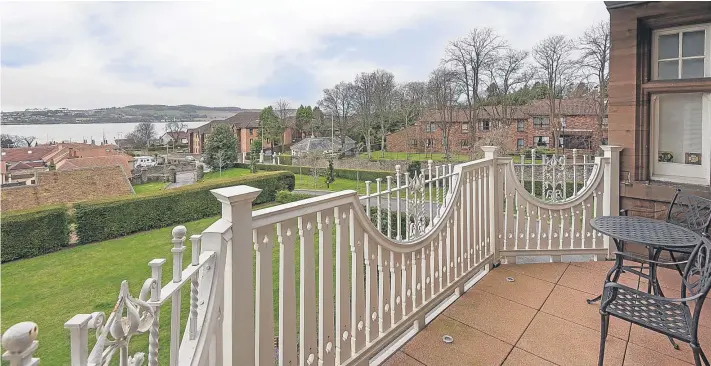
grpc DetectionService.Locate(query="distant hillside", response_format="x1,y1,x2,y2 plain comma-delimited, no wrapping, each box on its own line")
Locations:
122,104,245,113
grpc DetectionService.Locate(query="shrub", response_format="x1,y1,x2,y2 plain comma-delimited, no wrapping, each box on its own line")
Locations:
1,206,70,262
278,154,293,166
75,171,294,244
275,190,313,204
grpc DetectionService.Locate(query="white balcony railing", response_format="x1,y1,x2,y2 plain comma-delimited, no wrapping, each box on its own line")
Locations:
1,145,622,366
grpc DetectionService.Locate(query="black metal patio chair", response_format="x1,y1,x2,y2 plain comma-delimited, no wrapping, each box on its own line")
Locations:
598,235,711,366
588,189,711,303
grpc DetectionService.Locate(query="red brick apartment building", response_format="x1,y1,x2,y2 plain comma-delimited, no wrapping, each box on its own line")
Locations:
386,98,608,155
188,112,297,154
605,1,711,212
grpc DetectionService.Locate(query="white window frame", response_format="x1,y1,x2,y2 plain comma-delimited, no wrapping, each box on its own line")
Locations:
650,93,711,186
652,23,711,80
462,123,469,132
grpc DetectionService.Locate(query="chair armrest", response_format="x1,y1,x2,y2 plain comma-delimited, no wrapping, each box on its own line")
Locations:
603,282,703,304
613,251,690,266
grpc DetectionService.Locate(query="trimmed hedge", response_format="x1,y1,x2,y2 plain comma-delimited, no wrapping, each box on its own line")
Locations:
1,206,70,262
236,163,391,182
275,190,313,204
75,171,295,244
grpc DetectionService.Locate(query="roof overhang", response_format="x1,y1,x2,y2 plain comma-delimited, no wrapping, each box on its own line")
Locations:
604,1,651,10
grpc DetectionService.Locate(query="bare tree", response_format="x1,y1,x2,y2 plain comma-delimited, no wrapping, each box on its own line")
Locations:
20,135,37,147
444,28,507,148
579,21,610,149
318,82,355,151
426,67,461,159
372,69,396,158
275,98,292,127
394,81,427,159
352,72,377,158
129,122,156,148
532,35,579,152
165,121,187,134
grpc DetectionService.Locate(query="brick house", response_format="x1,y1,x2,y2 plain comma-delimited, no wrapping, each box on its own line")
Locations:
188,112,297,155
385,98,608,155
606,1,711,214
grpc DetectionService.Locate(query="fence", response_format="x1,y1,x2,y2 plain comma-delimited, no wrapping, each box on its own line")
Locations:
1,145,621,366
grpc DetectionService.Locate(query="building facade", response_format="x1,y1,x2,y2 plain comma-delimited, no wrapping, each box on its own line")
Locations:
386,99,608,155
188,112,296,155
606,1,711,214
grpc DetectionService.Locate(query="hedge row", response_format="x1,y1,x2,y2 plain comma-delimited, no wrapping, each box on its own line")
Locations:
1,206,70,263
236,163,391,182
520,180,585,199
74,171,295,244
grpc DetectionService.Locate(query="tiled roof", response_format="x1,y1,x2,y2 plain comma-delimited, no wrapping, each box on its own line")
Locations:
56,154,134,174
188,111,296,134
0,145,57,163
165,131,189,139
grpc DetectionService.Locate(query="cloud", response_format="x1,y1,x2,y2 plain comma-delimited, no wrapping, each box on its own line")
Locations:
0,1,609,111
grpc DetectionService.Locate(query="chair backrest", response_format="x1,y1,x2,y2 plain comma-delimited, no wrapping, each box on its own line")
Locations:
666,189,711,235
682,236,711,338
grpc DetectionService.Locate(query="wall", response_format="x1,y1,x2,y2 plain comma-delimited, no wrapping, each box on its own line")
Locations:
386,115,606,155
607,2,711,211
1,166,134,212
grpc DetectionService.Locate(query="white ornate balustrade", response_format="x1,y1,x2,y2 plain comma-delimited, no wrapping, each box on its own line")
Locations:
1,145,621,366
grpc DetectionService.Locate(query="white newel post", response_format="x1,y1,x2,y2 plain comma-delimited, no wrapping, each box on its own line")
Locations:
210,185,262,366
259,152,264,163
2,322,39,366
481,146,500,265
601,146,622,259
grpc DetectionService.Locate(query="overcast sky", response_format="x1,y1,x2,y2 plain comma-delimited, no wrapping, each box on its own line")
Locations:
0,1,609,112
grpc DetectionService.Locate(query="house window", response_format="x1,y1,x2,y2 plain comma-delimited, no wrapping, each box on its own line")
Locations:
602,117,609,127
560,117,567,127
462,123,469,132
409,139,418,147
480,120,491,131
460,139,469,148
651,93,710,185
424,123,436,133
601,138,609,145
516,138,525,150
516,120,525,132
533,117,550,128
652,24,710,80
425,138,433,147
534,136,550,147
249,128,254,135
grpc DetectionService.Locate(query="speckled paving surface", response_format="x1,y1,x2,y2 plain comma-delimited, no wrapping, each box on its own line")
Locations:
382,261,711,366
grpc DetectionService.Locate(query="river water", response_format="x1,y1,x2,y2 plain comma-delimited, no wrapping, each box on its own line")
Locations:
1,121,208,144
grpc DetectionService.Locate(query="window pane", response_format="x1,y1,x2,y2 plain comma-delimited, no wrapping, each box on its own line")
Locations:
682,30,705,57
658,60,679,79
658,33,680,59
682,58,705,78
658,94,703,165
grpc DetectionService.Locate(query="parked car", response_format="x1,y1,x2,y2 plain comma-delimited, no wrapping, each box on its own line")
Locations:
134,156,157,168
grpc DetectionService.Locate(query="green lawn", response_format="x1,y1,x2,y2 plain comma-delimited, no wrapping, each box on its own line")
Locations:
1,203,279,365
202,167,251,180
132,181,169,195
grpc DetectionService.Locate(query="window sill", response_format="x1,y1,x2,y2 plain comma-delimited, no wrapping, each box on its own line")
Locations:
642,78,711,93
650,174,710,187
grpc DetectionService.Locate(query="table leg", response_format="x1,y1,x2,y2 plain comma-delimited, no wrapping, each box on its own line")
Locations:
588,239,625,304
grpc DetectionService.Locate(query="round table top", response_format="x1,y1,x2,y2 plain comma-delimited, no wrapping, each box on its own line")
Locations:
590,216,701,248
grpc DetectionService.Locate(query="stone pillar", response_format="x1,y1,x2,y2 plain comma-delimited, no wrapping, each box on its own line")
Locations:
259,152,264,163
141,167,148,184
169,166,177,183
196,164,204,181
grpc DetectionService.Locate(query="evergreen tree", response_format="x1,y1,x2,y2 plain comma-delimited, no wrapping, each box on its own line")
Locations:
204,124,237,170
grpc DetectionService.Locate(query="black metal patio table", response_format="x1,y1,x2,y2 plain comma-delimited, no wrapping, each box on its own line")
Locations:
590,215,701,293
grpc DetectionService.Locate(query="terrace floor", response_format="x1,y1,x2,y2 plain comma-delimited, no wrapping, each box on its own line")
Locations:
383,261,711,366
